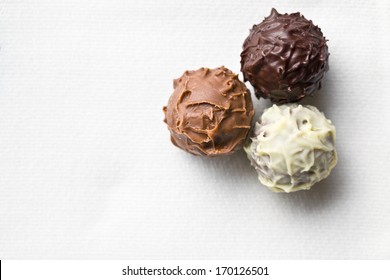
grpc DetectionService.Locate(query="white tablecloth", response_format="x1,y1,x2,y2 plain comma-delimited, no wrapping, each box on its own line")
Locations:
0,0,389,259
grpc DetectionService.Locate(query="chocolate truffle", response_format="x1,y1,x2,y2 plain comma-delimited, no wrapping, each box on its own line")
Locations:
244,104,337,193
163,66,254,156
241,8,329,103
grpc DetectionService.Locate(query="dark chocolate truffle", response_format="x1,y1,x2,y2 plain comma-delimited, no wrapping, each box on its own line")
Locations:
163,66,254,156
240,8,329,103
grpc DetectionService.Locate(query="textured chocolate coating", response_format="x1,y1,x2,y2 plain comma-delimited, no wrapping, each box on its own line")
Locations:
163,67,254,156
244,104,337,193
241,8,329,103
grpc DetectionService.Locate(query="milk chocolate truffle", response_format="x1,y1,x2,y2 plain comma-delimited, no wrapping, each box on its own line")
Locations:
241,8,329,103
163,66,254,156
244,104,337,193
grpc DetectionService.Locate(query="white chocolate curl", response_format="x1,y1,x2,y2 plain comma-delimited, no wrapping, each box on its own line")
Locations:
244,104,337,193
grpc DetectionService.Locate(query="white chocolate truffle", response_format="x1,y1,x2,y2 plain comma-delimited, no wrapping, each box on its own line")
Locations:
244,104,337,193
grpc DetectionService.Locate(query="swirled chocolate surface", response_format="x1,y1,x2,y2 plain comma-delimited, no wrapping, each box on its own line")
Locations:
163,66,254,156
244,104,337,193
240,8,329,103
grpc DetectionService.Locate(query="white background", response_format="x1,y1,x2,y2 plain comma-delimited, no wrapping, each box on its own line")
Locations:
0,0,389,259
3,260,390,279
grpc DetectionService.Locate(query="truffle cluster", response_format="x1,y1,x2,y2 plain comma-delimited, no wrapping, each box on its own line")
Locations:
163,8,337,193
